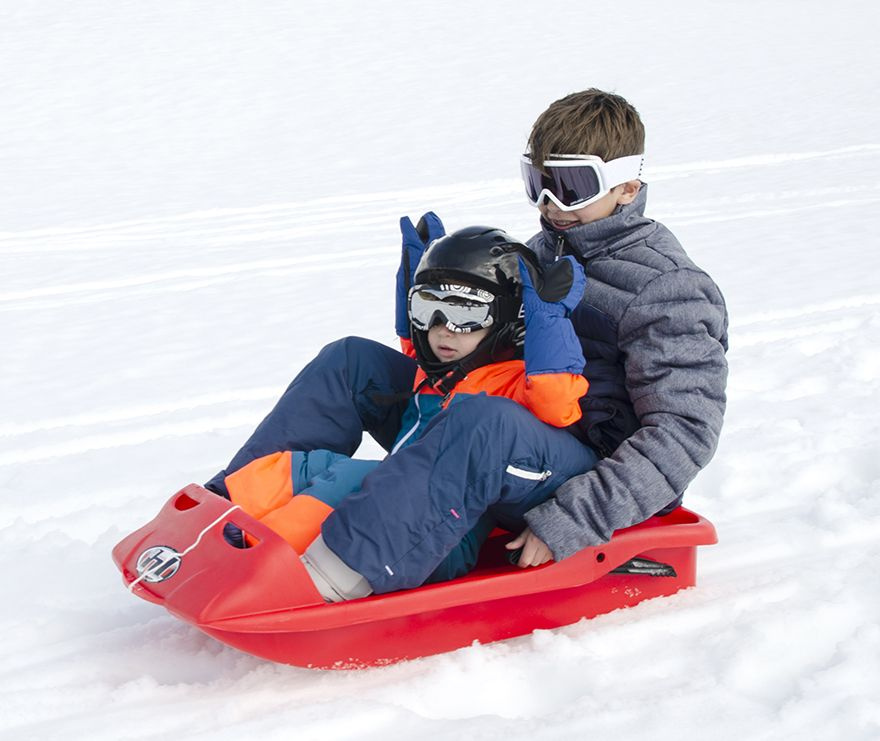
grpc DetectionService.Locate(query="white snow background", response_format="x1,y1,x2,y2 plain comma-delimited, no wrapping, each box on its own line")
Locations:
2,1,879,739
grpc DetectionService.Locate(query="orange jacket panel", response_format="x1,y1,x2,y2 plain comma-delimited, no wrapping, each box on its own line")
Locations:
411,360,587,428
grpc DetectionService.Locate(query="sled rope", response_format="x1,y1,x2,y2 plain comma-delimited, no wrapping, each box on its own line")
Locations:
128,504,242,592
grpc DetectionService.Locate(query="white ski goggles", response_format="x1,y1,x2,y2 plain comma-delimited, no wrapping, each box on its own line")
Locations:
408,284,496,333
520,153,644,211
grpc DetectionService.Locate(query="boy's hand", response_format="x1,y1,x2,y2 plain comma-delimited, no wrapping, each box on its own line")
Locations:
395,212,445,338
519,256,586,318
506,527,553,567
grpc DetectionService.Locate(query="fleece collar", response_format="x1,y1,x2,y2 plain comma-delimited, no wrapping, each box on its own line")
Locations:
538,183,656,262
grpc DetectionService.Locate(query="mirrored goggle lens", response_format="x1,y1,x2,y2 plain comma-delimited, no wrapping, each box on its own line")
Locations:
520,160,602,208
409,288,494,332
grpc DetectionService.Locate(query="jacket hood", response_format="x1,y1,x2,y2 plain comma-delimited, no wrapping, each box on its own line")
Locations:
537,183,657,262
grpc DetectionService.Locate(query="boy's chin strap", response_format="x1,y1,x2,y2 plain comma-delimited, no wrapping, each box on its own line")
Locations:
430,365,468,397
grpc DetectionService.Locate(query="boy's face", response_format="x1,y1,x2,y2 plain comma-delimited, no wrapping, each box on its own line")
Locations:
538,181,642,230
428,324,488,362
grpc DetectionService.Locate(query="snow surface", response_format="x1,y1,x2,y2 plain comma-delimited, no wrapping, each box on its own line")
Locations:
2,1,880,739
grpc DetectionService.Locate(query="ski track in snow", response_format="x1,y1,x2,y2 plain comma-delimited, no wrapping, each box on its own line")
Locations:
4,145,878,252
3,144,879,284
2,291,878,471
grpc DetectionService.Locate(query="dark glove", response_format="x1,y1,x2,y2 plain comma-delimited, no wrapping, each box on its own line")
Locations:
518,256,586,375
519,255,586,318
395,212,445,338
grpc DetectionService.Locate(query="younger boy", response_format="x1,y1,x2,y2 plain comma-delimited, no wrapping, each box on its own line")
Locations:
218,225,597,601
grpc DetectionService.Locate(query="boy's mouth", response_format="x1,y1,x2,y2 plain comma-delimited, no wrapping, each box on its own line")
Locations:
549,217,579,230
435,344,458,358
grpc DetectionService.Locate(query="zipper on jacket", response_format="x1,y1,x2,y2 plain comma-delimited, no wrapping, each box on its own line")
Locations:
554,232,590,270
505,464,552,482
391,393,422,455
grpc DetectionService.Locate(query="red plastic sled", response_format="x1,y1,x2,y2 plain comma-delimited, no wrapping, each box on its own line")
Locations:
113,484,717,669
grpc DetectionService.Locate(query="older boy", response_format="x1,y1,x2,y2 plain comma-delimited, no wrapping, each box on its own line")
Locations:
511,89,729,565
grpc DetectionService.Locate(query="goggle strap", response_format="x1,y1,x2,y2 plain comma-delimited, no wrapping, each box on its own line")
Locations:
593,154,644,188
493,294,521,324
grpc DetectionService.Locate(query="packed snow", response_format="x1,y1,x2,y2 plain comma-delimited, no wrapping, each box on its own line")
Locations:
2,1,879,739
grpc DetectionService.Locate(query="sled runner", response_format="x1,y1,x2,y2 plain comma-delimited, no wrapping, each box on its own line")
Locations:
113,484,717,669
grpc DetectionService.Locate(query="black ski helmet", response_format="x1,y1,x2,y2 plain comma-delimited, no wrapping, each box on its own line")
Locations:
409,225,539,389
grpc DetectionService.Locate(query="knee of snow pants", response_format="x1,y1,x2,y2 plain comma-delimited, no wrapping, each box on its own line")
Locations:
322,393,598,593
205,336,417,497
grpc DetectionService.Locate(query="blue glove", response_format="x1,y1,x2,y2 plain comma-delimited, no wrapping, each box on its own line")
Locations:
518,256,587,375
395,212,445,338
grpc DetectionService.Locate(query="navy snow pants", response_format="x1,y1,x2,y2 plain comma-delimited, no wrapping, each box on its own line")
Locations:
323,392,597,593
206,337,598,593
205,336,417,497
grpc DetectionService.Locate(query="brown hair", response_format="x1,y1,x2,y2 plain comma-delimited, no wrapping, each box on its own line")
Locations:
527,89,645,166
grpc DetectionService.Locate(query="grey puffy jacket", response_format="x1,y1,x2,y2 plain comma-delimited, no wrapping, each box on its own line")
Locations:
523,185,729,560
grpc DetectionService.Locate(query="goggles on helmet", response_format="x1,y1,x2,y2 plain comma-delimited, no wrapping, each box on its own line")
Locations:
519,153,644,212
408,284,496,334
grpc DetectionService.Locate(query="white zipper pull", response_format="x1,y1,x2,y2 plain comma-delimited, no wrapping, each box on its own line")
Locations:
505,464,552,482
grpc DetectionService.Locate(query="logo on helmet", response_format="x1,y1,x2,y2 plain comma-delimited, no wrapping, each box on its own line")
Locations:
136,545,182,583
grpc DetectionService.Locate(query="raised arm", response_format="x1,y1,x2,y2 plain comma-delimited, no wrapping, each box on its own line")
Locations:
515,256,589,427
